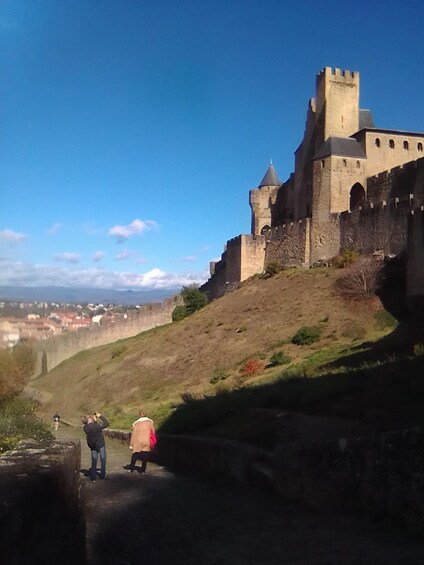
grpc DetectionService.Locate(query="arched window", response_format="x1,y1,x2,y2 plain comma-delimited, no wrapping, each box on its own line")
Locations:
375,138,381,147
356,161,360,168
350,183,365,210
418,142,423,152
403,140,409,150
321,160,325,169
260,225,271,236
342,159,347,167
389,139,395,149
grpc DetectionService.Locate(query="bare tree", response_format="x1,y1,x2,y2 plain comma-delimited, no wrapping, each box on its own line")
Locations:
335,256,380,300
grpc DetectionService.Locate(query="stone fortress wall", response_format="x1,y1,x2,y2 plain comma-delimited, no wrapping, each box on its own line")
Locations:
34,297,178,376
202,67,424,310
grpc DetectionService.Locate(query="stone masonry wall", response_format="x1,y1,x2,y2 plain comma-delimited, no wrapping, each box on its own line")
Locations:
407,209,424,315
0,439,86,565
339,200,410,256
275,427,424,532
147,427,424,533
265,219,310,267
34,297,177,375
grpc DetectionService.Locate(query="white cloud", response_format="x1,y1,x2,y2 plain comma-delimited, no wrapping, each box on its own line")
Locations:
115,250,134,261
93,251,106,262
46,223,63,236
0,229,29,245
108,219,157,243
53,252,81,263
0,259,209,290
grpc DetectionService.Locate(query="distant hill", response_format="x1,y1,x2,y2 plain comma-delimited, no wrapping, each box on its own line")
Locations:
0,286,179,305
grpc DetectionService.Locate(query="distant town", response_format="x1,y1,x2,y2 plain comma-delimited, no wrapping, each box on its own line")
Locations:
0,299,140,348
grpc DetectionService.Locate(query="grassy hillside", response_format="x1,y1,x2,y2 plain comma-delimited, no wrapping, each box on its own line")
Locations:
32,266,413,440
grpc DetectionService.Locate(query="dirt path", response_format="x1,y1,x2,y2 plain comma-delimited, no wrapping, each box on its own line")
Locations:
55,423,424,565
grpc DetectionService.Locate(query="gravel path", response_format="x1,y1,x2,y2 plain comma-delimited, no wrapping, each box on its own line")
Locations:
57,424,424,565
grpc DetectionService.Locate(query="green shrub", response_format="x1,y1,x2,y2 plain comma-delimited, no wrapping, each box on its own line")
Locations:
0,398,52,453
263,260,280,278
269,352,292,366
172,304,188,321
111,345,126,359
413,343,424,357
332,250,360,268
292,325,322,346
210,370,229,385
374,310,398,330
181,286,208,315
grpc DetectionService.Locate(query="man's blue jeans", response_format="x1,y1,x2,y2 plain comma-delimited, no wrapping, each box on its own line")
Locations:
90,446,106,479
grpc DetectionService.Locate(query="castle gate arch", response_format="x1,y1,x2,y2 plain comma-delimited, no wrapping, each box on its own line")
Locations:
350,183,365,210
260,224,271,236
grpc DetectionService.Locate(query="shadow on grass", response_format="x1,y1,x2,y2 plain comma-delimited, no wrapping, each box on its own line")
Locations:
159,322,424,445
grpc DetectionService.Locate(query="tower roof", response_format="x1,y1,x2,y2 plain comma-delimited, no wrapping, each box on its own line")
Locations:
258,162,281,188
314,137,366,160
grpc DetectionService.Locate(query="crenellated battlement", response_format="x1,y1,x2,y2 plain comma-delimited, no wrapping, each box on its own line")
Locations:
269,218,308,240
368,156,424,183
318,66,359,81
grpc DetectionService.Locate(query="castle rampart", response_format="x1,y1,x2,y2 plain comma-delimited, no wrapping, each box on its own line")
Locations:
265,219,310,267
34,297,177,376
407,209,424,315
339,199,412,257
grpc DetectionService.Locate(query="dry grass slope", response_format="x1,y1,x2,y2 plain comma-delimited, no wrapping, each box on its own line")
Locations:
33,268,392,427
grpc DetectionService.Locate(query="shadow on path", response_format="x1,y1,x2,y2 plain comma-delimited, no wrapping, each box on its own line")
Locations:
58,423,424,565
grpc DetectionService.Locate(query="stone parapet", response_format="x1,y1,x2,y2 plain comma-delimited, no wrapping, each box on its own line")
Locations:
147,427,424,533
275,426,424,532
0,439,86,564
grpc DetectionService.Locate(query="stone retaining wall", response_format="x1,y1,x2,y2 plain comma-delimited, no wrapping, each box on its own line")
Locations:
128,427,424,533
0,439,86,565
275,426,424,532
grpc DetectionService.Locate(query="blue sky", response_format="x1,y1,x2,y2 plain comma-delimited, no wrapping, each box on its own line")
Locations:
1,0,424,291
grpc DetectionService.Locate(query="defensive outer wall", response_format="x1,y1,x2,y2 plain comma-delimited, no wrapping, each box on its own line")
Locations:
34,297,178,376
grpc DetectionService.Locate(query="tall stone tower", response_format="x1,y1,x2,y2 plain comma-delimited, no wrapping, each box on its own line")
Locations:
315,67,360,146
249,162,281,236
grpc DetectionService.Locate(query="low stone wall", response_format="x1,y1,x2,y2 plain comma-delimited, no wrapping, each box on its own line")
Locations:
154,433,276,489
134,427,424,533
0,439,86,565
275,426,424,532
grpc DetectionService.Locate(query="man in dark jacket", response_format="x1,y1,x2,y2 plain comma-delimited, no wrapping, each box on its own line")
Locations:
82,412,109,481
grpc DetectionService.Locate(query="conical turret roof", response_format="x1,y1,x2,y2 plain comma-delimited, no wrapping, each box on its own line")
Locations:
258,162,281,187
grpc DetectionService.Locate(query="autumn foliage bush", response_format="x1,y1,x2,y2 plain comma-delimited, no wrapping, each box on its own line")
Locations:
0,344,36,400
240,359,263,377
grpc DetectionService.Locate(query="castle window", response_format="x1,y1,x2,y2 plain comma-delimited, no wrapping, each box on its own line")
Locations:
403,140,409,150
418,143,423,152
389,139,395,149
342,159,347,167
356,161,360,168
375,138,380,147
321,160,325,169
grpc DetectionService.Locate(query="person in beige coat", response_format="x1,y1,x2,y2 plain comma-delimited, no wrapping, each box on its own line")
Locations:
126,410,155,474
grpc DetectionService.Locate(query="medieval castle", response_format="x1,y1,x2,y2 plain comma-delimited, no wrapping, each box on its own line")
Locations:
202,67,424,311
